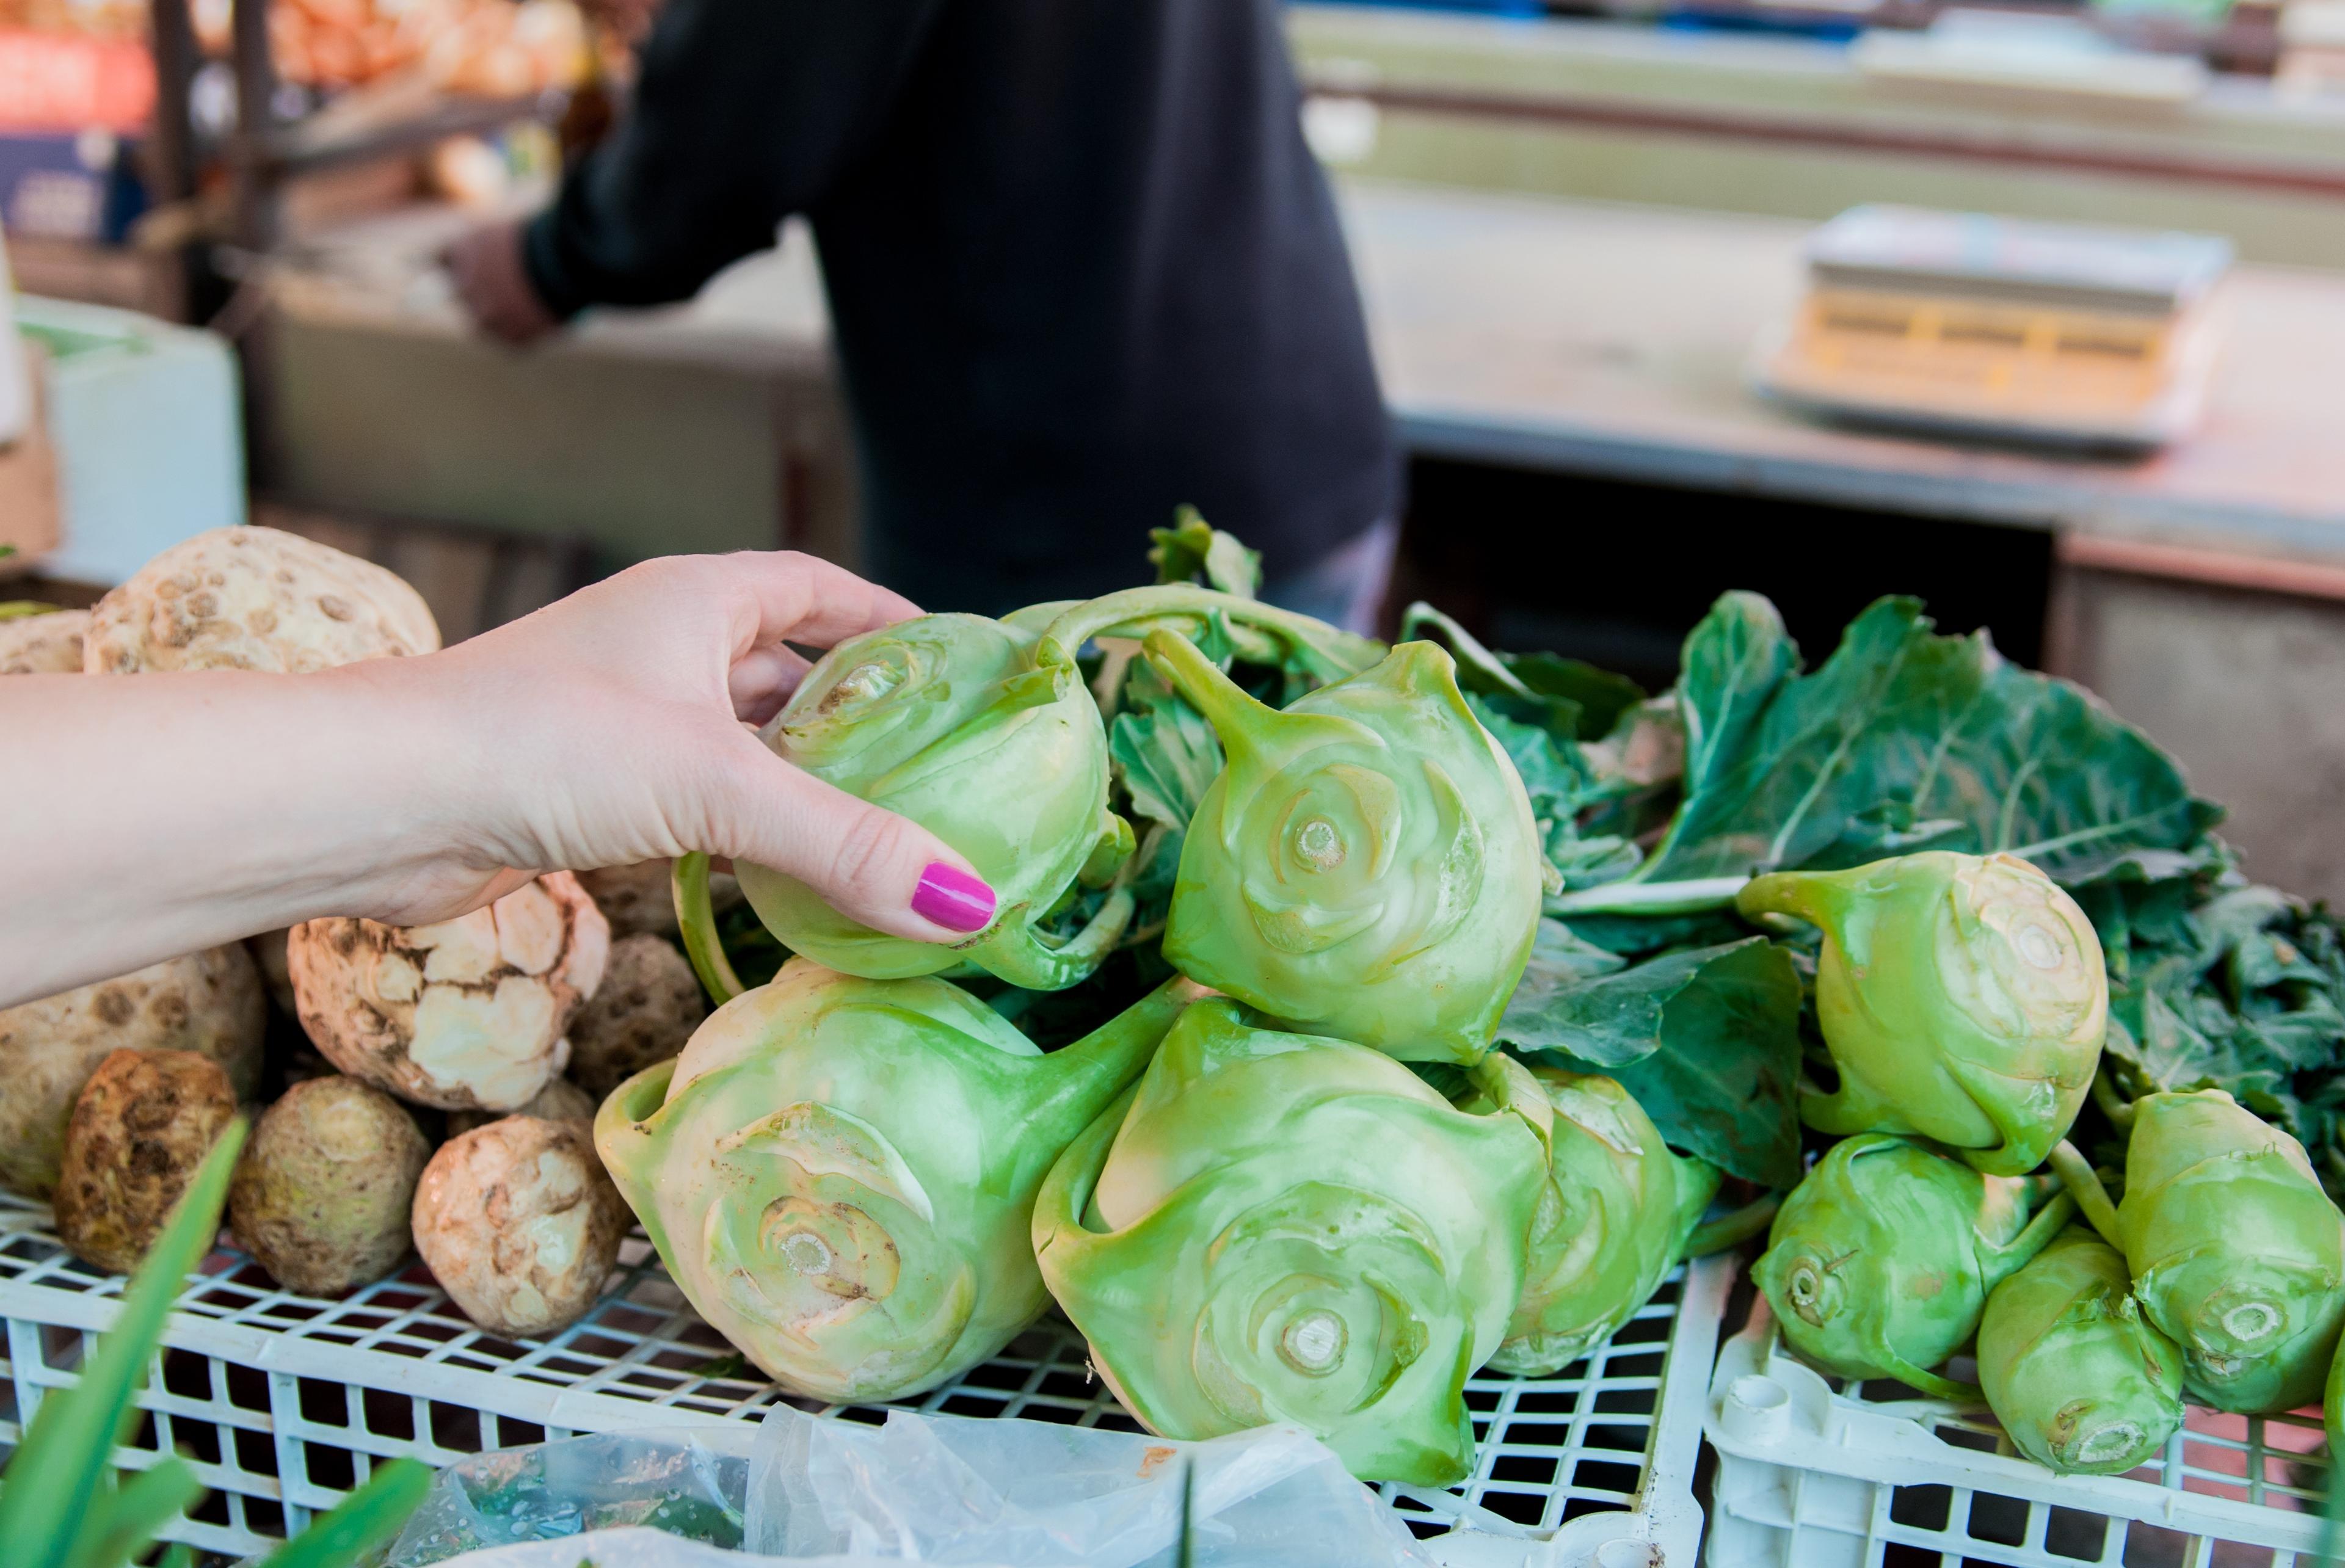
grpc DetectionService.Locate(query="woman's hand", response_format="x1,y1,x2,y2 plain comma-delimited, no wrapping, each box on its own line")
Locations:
0,551,995,1008
393,550,995,938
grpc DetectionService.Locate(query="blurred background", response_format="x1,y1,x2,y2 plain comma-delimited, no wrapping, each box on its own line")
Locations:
5,0,2344,899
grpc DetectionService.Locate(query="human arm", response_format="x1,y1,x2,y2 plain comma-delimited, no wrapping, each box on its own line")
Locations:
0,551,994,1009
445,0,943,340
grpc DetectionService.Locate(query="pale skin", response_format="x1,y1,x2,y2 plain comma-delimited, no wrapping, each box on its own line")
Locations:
0,551,989,1011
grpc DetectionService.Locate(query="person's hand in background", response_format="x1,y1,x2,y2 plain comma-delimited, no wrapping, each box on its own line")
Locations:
442,219,561,346
0,552,995,1007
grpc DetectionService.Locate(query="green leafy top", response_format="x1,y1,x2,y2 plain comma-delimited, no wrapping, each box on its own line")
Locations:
1149,506,1262,600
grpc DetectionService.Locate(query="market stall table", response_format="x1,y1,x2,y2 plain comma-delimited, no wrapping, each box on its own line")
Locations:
1341,180,2345,903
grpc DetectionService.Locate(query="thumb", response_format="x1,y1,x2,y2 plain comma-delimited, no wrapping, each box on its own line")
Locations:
710,744,998,946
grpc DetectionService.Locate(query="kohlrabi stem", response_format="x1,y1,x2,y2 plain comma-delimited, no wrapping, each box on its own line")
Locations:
1036,584,1383,681
1545,876,1754,918
1685,1195,1780,1258
1398,602,1528,702
672,852,747,1005
2092,1067,2138,1132
1141,628,1271,738
2049,1139,2124,1250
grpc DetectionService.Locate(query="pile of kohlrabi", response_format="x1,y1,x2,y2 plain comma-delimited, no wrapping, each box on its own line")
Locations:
595,515,2345,1486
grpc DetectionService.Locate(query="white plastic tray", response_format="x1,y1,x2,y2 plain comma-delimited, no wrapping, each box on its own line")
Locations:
1704,1290,2334,1567
0,1194,1731,1566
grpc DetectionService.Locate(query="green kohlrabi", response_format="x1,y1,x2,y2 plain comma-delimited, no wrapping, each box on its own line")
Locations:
1478,1067,1765,1377
674,587,1383,1001
1136,631,1543,1064
1976,1227,2185,1476
594,957,1201,1403
2063,1089,2345,1414
1754,1133,2073,1398
1739,851,2108,1176
1032,1000,1549,1485
677,612,1135,997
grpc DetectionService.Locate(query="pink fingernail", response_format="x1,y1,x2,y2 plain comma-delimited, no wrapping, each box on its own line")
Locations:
912,862,995,933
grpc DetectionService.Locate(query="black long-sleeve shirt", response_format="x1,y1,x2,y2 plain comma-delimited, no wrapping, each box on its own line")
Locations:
523,0,1397,612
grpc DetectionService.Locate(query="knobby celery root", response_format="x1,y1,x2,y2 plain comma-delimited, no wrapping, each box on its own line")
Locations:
0,945,265,1199
289,873,609,1112
413,1116,628,1337
54,1048,239,1274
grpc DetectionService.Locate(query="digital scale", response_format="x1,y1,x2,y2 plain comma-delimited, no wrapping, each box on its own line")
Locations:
1754,205,2234,451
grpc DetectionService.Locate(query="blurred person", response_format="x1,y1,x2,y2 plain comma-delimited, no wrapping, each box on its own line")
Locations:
442,0,1398,631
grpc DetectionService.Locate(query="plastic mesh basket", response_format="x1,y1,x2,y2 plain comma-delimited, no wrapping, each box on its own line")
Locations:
0,1195,1729,1566
1704,1288,2335,1568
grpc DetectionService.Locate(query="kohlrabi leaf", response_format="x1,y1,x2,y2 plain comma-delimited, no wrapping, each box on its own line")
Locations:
1108,701,1223,836
1401,603,1644,743
1468,700,1642,892
1501,933,1805,1188
1627,595,2220,891
2084,870,2345,1201
1149,507,1261,600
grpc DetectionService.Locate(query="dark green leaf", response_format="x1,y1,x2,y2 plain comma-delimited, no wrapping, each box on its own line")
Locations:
1503,937,1805,1188
0,601,62,622
1631,595,2220,889
1108,702,1222,836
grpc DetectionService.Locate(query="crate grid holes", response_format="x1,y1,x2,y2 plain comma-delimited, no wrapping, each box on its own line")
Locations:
0,1193,1704,1556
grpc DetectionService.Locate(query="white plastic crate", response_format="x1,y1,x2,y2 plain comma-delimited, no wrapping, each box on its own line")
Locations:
0,1194,1730,1566
1704,1288,2336,1567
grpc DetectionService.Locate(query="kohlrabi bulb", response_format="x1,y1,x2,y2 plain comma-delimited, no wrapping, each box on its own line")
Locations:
1032,1000,1547,1485
720,613,1133,992
1738,851,2107,1177
2114,1089,2345,1414
1140,632,1542,1064
1486,1068,1721,1377
1754,1133,2072,1398
595,958,1198,1402
1977,1227,2185,1475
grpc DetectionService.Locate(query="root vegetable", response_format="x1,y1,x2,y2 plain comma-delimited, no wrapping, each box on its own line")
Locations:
84,525,440,675
289,873,609,1111
53,1049,239,1274
412,1116,628,1337
577,860,741,938
446,1074,595,1137
0,608,90,674
0,945,266,1199
229,1076,429,1295
564,934,704,1098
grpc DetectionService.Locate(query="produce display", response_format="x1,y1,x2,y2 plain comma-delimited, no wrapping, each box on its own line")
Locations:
1031,1002,1547,1484
1975,1227,2185,1475
1740,852,2108,1177
1753,1133,2073,1398
228,1075,431,1296
0,604,88,674
2062,1088,2345,1414
411,1115,628,1338
0,943,264,1200
15,516,2345,1501
288,871,609,1111
598,959,1201,1402
53,1047,240,1275
1487,1067,1751,1377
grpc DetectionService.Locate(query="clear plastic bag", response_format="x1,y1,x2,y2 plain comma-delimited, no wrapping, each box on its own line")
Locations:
373,1403,1433,1568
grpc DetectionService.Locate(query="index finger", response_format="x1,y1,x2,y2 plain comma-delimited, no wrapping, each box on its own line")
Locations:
724,550,925,653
